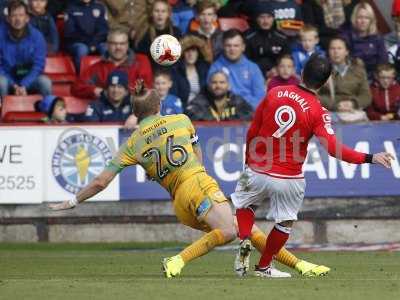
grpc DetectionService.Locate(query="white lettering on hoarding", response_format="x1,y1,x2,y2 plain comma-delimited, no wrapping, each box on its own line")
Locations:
214,143,241,181
383,141,400,178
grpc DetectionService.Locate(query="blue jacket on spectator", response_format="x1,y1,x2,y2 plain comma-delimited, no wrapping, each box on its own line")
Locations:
84,93,132,122
207,55,265,109
0,23,46,88
342,29,388,80
64,0,108,47
160,94,183,116
292,44,325,75
30,13,59,54
170,59,209,106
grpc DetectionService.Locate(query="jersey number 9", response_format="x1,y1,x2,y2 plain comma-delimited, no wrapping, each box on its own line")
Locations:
272,105,297,138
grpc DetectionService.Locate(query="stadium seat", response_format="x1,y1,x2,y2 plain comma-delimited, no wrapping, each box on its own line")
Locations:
218,17,249,32
1,95,42,121
80,55,102,76
63,96,90,114
2,111,46,123
44,56,77,82
53,83,72,97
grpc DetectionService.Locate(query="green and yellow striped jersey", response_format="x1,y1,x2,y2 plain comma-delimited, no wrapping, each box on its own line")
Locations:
106,114,205,196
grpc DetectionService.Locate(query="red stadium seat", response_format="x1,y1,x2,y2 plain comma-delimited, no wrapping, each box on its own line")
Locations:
218,17,249,32
53,83,72,96
1,95,42,121
44,56,77,82
80,55,102,76
3,111,46,123
63,96,90,114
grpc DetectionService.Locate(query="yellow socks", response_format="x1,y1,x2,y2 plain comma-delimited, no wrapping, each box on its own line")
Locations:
250,229,299,268
179,229,226,263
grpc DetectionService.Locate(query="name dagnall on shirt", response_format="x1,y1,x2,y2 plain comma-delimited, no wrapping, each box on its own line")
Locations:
277,90,310,112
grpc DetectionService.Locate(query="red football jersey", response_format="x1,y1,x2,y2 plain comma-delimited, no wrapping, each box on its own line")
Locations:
245,85,369,178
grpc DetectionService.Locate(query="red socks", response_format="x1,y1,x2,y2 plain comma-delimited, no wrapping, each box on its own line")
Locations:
258,224,291,268
236,208,255,240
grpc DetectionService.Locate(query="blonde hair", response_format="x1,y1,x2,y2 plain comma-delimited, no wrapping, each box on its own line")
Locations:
132,80,161,121
351,2,378,35
299,24,319,38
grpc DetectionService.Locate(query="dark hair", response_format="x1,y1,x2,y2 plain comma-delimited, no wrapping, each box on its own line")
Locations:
7,0,28,15
154,70,172,81
222,29,244,43
328,36,350,51
302,53,332,90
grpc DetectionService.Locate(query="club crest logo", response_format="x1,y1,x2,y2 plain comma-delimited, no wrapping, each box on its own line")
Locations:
52,132,113,194
93,9,101,18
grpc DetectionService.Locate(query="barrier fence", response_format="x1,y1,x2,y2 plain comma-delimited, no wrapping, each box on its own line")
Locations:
1,122,399,203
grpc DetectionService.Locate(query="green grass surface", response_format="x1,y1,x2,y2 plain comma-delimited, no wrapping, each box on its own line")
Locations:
0,243,399,300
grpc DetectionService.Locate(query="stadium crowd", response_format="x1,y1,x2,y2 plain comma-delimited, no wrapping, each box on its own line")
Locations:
0,0,399,125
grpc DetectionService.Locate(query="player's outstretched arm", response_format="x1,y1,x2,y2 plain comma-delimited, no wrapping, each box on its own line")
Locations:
48,169,117,211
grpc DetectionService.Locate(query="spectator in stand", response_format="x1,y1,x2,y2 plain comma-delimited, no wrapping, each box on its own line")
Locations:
366,64,400,121
292,24,325,76
72,29,153,100
319,36,371,111
244,2,290,79
154,71,183,115
208,29,265,109
267,54,299,91
270,0,304,40
64,0,109,73
341,1,387,81
331,98,369,124
0,0,51,98
34,95,69,123
134,0,182,68
0,0,8,20
170,35,211,106
186,70,253,121
171,0,196,34
388,18,400,81
84,70,135,125
47,0,68,18
28,0,59,54
188,0,223,60
302,0,360,50
100,0,135,33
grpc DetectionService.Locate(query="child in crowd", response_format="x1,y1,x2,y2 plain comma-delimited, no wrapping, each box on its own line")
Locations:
332,99,369,124
267,54,299,91
153,71,183,115
366,64,400,121
28,0,59,54
34,95,68,123
292,24,325,75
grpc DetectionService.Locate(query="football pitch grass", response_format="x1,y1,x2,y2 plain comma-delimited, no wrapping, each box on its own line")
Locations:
0,243,399,300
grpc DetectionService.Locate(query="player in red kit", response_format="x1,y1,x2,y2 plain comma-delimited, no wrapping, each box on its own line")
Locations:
232,54,394,278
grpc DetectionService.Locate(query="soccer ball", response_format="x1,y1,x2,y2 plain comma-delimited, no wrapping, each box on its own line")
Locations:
150,34,181,66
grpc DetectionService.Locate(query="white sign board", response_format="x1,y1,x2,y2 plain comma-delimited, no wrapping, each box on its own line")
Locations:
0,125,120,203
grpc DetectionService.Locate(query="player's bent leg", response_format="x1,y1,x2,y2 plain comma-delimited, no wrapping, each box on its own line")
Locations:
163,201,236,278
